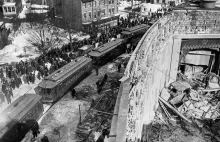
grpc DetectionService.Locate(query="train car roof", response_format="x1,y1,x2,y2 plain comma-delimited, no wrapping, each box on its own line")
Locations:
123,24,148,34
88,38,124,58
121,31,131,35
0,94,42,139
38,56,92,89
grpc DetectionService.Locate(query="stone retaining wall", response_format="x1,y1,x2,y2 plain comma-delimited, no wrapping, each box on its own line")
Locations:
123,10,220,141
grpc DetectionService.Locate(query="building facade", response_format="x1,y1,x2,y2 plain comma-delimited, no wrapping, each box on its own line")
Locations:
2,0,22,16
81,0,119,32
47,0,119,32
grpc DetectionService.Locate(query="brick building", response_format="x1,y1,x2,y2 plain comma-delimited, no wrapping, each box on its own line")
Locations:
47,0,119,32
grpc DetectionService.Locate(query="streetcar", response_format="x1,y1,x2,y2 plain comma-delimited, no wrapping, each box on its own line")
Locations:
0,94,43,142
121,24,149,40
88,38,126,65
35,56,92,103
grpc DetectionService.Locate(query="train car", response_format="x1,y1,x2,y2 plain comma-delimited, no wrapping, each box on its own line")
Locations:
88,39,126,65
78,45,94,56
121,24,149,40
0,94,43,142
35,56,92,103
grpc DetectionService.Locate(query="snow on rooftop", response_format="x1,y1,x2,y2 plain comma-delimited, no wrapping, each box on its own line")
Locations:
3,2,16,7
141,3,162,12
31,9,49,13
31,4,49,9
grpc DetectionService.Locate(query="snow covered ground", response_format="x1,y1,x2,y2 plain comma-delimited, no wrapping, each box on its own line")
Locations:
21,98,90,142
0,22,89,64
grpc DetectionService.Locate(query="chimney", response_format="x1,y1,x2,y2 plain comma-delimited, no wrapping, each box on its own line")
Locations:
201,0,217,8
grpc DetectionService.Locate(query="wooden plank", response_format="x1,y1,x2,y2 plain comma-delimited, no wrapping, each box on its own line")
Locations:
159,97,192,123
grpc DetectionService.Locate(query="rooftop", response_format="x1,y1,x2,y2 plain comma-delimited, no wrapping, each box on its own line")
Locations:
3,2,15,7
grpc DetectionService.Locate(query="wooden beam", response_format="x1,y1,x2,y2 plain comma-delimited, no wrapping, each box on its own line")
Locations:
159,96,192,123
93,109,115,115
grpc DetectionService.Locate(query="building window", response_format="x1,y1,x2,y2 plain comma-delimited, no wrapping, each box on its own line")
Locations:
84,12,86,19
89,2,92,7
89,12,91,19
109,0,111,4
102,9,105,16
97,10,100,17
102,0,105,5
94,11,96,18
109,9,111,15
94,1,96,7
4,7,7,12
12,7,15,12
112,0,114,4
83,3,86,8
8,7,11,12
112,8,114,14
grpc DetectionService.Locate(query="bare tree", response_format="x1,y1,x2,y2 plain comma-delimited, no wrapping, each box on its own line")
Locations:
61,19,79,50
26,22,57,54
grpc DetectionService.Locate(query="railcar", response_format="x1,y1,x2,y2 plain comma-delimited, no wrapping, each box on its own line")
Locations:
121,24,149,40
35,56,92,103
0,94,43,142
88,39,126,65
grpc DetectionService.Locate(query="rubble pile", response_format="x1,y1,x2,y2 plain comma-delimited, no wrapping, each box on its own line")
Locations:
75,72,122,142
161,72,220,120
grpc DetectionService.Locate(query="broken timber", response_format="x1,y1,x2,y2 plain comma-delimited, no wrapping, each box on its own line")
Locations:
93,109,115,115
159,96,192,123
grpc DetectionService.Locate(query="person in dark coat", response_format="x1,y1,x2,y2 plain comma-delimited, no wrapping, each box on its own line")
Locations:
118,63,121,72
95,66,99,76
31,121,40,138
72,88,76,98
9,87,13,97
96,129,109,142
41,135,49,142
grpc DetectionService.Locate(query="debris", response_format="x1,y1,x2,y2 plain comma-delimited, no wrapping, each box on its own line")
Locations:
159,96,192,123
169,93,185,105
160,88,170,101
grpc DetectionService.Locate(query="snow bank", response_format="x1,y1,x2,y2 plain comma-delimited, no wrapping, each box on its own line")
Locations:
0,32,38,63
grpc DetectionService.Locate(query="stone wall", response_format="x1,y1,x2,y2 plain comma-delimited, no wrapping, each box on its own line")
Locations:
123,10,220,141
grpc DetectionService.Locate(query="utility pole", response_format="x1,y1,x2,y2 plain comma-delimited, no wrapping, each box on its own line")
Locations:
79,104,82,125
131,0,133,7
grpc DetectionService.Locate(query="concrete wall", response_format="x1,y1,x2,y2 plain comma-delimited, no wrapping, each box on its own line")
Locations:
122,9,220,141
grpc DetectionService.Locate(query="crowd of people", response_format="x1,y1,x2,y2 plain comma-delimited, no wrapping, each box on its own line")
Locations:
0,4,174,142
0,14,158,107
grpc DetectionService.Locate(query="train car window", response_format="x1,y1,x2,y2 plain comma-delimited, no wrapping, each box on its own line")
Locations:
47,89,51,94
